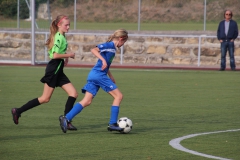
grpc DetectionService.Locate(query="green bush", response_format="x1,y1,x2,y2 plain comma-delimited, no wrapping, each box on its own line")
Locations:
0,0,54,19
0,0,17,18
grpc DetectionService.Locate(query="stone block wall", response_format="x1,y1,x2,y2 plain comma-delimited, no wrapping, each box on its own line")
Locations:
1,31,240,66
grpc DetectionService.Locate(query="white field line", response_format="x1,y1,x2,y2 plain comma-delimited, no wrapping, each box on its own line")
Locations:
169,129,240,160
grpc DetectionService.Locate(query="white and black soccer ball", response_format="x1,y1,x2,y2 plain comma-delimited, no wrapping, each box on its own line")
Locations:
117,117,133,133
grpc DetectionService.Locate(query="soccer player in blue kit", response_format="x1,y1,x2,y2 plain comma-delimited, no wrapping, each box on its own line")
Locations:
59,29,128,133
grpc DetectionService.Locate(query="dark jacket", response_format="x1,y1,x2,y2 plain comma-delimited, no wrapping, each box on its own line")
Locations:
217,19,238,41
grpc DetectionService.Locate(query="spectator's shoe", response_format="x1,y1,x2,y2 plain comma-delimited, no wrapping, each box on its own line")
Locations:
11,108,21,125
59,116,77,130
107,123,124,132
231,68,236,71
219,68,225,71
59,115,68,133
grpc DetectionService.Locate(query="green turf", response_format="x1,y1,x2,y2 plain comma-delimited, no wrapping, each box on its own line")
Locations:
0,19,221,31
0,66,239,160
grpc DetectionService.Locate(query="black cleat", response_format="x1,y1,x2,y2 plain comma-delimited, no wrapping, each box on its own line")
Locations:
67,122,77,130
59,115,77,131
11,108,21,125
59,115,68,133
107,123,124,132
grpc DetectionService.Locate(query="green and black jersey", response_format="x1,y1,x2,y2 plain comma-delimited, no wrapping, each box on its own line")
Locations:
48,32,68,59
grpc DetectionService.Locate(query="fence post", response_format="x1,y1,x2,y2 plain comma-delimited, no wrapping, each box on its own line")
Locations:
74,0,77,30
17,0,20,28
198,36,201,66
47,0,51,26
45,33,48,62
198,35,206,67
138,0,141,31
31,0,35,65
120,46,124,65
203,0,207,31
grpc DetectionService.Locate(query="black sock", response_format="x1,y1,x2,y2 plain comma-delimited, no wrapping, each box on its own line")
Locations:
64,96,76,115
17,98,40,114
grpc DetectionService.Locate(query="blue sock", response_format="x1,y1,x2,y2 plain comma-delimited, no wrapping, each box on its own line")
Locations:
66,103,83,121
109,106,119,124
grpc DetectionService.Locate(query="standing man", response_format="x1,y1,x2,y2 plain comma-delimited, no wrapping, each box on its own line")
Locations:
217,10,238,71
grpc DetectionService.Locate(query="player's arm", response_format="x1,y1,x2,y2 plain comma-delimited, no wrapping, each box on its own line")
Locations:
91,47,107,70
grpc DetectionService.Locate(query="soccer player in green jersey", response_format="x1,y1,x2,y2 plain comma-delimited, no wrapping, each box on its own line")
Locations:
11,15,78,130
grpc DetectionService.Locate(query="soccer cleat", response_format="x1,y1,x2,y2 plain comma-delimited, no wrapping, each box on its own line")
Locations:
59,115,77,130
67,122,77,130
107,123,124,132
11,108,21,125
59,115,68,133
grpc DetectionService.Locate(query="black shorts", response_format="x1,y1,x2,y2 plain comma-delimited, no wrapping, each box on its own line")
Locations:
40,59,70,88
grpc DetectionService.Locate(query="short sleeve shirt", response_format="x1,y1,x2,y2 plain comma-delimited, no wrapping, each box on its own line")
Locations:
48,32,68,59
91,41,116,74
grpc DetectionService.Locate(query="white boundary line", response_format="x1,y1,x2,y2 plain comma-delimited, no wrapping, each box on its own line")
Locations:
169,129,240,160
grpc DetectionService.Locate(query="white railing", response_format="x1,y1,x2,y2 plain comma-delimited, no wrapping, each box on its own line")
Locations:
0,30,219,66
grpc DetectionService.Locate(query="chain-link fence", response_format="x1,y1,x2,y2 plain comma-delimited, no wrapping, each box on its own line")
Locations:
1,0,240,31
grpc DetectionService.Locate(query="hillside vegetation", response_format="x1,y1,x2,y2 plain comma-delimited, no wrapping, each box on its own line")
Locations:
50,0,240,23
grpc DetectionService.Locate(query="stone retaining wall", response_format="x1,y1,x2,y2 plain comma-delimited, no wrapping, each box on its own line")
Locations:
1,31,240,66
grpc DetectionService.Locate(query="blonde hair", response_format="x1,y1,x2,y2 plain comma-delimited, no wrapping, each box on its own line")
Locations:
45,15,69,50
107,29,128,42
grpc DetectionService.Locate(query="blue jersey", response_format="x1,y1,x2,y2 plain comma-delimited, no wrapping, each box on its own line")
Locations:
88,42,116,79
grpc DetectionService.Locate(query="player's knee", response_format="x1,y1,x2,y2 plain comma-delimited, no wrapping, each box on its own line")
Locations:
39,97,51,104
69,91,78,98
72,92,78,98
116,93,123,102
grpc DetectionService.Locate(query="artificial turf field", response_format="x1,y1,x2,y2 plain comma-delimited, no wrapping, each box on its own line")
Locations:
0,66,239,160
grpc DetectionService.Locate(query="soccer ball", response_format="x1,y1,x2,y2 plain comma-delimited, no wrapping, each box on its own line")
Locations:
117,117,133,133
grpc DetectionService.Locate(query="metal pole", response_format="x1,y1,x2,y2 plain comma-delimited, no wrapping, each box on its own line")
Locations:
74,0,77,30
45,33,48,62
25,0,31,19
25,0,38,29
120,46,123,64
17,0,19,28
47,0,51,26
31,0,35,65
138,0,141,31
197,36,202,66
203,0,206,31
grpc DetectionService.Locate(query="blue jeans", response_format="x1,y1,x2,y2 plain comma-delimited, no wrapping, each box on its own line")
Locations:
220,41,235,70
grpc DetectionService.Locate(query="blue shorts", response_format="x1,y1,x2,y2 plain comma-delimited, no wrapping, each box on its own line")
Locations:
81,75,117,97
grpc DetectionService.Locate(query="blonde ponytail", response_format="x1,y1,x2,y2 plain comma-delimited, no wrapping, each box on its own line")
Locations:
107,34,115,42
45,15,68,50
106,29,128,42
